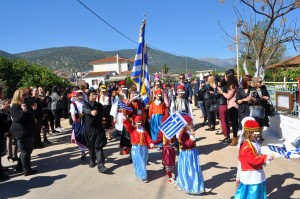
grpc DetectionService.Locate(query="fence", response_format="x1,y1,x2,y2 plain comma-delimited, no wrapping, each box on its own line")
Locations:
265,82,299,117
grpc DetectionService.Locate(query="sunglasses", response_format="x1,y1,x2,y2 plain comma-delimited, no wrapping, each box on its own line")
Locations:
179,77,185,80
258,81,262,83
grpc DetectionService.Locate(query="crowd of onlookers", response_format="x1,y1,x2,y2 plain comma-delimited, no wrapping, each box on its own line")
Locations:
0,68,271,182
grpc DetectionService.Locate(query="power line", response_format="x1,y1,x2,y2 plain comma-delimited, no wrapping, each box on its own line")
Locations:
76,0,138,45
76,0,235,66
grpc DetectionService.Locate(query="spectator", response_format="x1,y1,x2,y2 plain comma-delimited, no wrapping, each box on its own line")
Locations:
10,88,37,176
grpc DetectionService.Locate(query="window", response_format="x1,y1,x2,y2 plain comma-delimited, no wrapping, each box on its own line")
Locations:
92,79,99,86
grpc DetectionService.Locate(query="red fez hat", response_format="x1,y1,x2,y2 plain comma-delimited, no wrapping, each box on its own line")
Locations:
177,84,185,91
182,115,192,124
163,83,167,88
133,115,143,124
118,80,126,87
244,120,260,133
154,89,162,95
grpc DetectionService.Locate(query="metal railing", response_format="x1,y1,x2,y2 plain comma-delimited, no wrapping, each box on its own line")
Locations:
264,82,299,117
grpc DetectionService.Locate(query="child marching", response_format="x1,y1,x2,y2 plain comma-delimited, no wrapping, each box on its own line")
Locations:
175,114,211,194
123,114,154,183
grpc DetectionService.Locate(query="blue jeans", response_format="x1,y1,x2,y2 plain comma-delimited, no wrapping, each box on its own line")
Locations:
198,101,207,118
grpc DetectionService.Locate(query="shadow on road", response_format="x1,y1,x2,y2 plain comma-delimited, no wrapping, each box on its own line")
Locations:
267,173,300,199
0,175,66,198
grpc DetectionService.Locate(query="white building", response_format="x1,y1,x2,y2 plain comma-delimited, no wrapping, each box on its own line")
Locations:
83,55,134,89
195,70,214,80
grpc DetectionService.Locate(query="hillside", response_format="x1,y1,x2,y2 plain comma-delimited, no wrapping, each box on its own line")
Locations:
0,46,227,74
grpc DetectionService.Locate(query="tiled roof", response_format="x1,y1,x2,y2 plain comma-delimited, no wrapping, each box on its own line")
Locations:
89,56,134,65
267,54,300,69
85,71,112,78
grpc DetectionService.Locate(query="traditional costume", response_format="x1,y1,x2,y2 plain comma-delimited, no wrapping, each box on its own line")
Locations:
152,115,176,183
70,91,86,159
110,80,132,154
98,85,112,130
234,120,272,199
170,85,193,123
83,90,108,173
148,89,168,146
175,115,206,194
123,115,154,182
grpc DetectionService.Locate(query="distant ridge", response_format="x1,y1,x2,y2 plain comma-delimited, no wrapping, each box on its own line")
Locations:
0,46,231,74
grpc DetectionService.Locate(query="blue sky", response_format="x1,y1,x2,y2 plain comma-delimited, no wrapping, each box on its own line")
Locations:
0,0,299,59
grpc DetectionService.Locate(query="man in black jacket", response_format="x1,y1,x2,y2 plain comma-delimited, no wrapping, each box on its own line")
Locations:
175,74,193,103
83,89,108,173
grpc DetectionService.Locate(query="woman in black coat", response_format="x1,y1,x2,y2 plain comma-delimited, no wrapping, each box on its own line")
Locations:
200,76,217,131
235,75,257,131
83,89,108,173
253,76,270,140
10,89,37,176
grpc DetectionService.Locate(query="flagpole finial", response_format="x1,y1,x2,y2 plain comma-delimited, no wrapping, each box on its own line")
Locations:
143,13,146,23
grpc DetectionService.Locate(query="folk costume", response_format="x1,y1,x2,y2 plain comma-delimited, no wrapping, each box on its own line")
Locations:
123,115,154,182
70,91,86,158
152,115,176,182
98,85,112,130
234,120,272,199
175,115,206,195
110,81,132,153
148,89,168,146
83,90,108,173
170,85,193,122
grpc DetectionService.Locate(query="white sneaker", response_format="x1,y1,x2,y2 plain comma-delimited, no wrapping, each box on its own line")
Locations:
55,128,63,132
142,179,148,183
203,188,212,193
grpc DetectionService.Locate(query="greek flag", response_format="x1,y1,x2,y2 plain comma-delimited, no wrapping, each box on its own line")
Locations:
267,144,287,157
284,148,300,159
118,99,133,111
268,144,300,159
158,112,187,140
131,20,151,105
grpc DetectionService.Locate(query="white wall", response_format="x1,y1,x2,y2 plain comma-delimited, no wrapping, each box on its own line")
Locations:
120,63,128,73
84,76,106,89
93,63,119,73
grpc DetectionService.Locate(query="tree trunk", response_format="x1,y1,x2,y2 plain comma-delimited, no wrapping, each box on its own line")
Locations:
242,59,249,75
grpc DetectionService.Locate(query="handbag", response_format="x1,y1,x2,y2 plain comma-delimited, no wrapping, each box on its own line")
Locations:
265,100,276,117
209,103,219,112
249,105,265,119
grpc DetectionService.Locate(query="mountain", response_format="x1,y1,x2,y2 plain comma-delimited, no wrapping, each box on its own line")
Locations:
0,46,224,74
198,57,235,70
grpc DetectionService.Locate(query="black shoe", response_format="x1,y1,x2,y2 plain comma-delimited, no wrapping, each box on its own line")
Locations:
98,164,108,173
89,160,96,168
205,127,215,131
222,137,230,142
24,169,37,176
0,173,9,181
215,131,223,135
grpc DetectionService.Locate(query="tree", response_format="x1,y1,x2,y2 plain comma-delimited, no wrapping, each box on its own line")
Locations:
221,0,300,80
161,64,169,75
0,57,70,98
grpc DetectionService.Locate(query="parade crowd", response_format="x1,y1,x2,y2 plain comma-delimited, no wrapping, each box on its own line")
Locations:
0,69,275,198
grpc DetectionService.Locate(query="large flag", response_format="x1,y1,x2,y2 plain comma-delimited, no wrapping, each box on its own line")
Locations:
131,20,151,105
158,112,187,140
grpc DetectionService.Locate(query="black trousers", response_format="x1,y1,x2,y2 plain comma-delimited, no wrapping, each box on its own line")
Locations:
204,99,216,128
16,137,34,173
228,107,239,137
52,109,61,128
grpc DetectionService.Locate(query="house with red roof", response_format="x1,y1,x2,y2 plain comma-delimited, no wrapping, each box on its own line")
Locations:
83,54,134,89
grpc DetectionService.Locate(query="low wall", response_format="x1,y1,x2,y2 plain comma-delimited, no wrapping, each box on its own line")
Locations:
268,114,300,151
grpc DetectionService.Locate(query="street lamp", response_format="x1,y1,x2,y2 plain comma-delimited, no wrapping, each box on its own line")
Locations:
236,20,243,81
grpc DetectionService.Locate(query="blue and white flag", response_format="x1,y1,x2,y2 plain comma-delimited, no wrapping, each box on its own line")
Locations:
268,144,300,159
158,112,187,140
284,148,300,159
268,144,287,157
131,20,151,106
118,99,133,112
